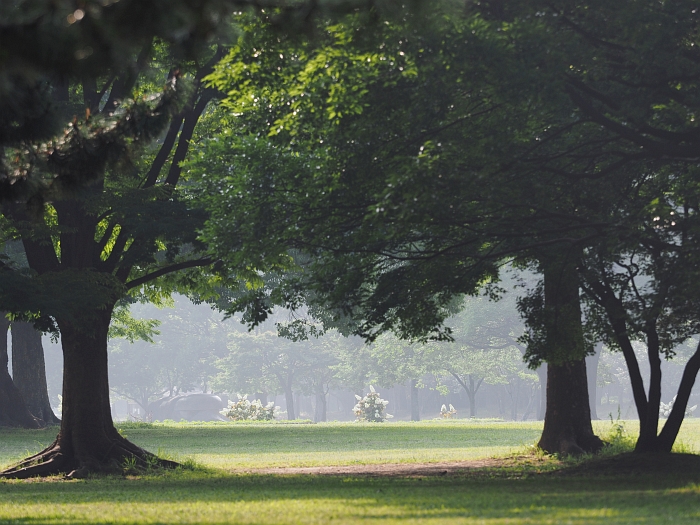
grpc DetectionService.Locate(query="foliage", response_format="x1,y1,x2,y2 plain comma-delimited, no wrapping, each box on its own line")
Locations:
108,304,161,344
194,1,700,453
353,385,392,422
210,320,349,419
660,396,697,419
220,394,276,421
188,5,519,342
426,291,540,418
0,0,240,203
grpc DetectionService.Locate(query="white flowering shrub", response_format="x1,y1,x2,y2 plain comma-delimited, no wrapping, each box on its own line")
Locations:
353,385,393,422
660,395,697,418
440,404,457,418
220,394,277,421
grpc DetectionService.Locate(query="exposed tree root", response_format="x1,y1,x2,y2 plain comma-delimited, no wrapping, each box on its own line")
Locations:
0,434,179,479
539,428,604,456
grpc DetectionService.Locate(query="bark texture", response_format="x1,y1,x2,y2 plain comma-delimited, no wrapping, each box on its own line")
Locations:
536,364,547,421
0,316,41,428
538,359,603,455
537,256,603,455
11,322,60,425
1,311,176,479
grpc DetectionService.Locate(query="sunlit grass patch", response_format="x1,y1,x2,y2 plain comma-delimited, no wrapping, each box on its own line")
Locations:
120,419,546,469
4,419,700,472
1,468,700,524
2,421,700,524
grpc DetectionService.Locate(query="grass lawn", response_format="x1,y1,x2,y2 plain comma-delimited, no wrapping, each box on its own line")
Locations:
0,419,699,524
0,419,547,469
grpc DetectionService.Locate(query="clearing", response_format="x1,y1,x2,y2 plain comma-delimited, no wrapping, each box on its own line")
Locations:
0,419,699,524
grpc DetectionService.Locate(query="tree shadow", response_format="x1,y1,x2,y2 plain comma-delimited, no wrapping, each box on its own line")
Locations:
1,457,699,524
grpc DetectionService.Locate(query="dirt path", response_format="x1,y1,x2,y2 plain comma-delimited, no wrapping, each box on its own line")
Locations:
234,458,510,477
232,453,700,478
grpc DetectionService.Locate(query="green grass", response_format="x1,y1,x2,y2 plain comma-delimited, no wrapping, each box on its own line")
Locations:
0,469,699,524
1,419,547,470
1,419,700,524
124,419,548,469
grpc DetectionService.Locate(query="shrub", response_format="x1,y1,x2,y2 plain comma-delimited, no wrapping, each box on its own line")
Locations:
660,395,697,418
220,394,277,421
353,385,393,422
440,404,457,418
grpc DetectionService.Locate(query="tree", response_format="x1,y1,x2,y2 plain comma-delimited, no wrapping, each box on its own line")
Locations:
0,0,430,478
212,328,340,420
0,241,59,427
194,1,700,455
432,293,540,419
497,0,700,452
0,0,243,203
0,316,41,428
189,7,605,453
10,321,60,425
368,333,436,421
0,35,219,478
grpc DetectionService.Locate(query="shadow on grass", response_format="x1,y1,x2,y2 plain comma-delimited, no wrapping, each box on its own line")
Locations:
1,455,700,524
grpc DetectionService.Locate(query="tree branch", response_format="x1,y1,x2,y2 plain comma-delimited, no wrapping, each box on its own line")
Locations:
163,90,219,187
125,257,212,290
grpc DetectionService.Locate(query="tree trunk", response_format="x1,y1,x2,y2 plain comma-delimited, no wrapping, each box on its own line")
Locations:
510,377,520,421
521,382,538,421
537,256,603,455
467,389,476,418
585,343,602,420
11,322,60,425
1,310,176,479
538,359,603,455
536,363,547,421
0,316,41,428
636,328,662,452
467,375,484,417
410,379,420,421
284,382,296,420
314,384,327,423
656,339,700,452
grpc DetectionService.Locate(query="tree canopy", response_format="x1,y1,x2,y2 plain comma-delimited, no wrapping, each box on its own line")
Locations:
187,1,700,453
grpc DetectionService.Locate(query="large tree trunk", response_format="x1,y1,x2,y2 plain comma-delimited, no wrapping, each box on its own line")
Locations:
585,343,602,420
0,316,41,428
537,256,603,455
1,310,176,479
11,322,60,425
410,378,420,421
538,359,602,455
